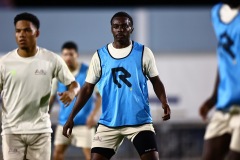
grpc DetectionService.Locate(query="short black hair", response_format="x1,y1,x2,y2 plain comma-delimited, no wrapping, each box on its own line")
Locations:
61,41,78,52
14,12,40,29
110,11,133,26
222,0,240,8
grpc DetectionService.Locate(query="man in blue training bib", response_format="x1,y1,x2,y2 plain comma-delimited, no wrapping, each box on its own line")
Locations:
63,12,171,160
199,0,240,160
49,41,101,160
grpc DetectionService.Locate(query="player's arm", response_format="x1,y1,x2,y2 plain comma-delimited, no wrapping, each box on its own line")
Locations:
86,90,101,128
199,69,219,121
54,54,80,106
143,47,170,121
149,76,171,121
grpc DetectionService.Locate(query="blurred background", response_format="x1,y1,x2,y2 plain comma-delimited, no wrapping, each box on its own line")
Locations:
0,0,221,159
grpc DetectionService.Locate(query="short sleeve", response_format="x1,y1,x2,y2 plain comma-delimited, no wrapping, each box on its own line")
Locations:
142,47,159,78
54,54,75,86
85,52,101,84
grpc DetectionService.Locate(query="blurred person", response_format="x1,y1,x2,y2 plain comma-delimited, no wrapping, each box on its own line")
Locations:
0,0,15,8
63,11,171,160
0,12,80,160
199,1,240,160
49,41,101,160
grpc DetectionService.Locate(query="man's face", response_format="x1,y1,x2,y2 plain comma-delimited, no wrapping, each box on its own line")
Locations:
15,20,39,50
61,48,78,70
111,16,133,43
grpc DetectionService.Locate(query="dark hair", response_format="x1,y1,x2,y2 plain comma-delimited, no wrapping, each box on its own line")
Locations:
14,12,40,29
61,41,78,52
110,11,133,26
222,0,240,8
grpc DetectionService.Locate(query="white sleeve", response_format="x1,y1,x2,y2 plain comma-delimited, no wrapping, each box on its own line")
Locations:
54,54,75,85
143,47,159,78
85,52,101,84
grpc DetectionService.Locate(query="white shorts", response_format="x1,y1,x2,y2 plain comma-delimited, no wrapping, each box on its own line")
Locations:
2,133,51,160
54,125,95,148
204,108,240,152
91,123,155,152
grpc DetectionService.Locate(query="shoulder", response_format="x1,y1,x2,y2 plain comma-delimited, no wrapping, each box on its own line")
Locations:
81,62,89,69
142,46,156,64
38,47,58,57
92,51,100,60
213,2,222,9
81,62,89,67
143,46,154,56
131,42,154,58
38,47,63,62
212,3,222,14
88,52,100,70
132,41,144,48
97,44,110,54
0,49,17,63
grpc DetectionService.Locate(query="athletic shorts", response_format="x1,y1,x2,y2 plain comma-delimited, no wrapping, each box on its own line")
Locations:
2,133,51,160
54,125,95,148
91,123,155,152
204,107,240,152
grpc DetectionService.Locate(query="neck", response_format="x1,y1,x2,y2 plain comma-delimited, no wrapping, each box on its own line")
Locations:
18,46,37,57
113,40,131,49
69,62,79,72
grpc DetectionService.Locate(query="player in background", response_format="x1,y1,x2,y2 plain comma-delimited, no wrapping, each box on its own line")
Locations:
49,41,101,160
199,1,240,160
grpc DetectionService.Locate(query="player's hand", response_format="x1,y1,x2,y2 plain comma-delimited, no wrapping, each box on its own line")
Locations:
162,103,171,121
199,99,214,122
57,91,75,107
62,119,74,138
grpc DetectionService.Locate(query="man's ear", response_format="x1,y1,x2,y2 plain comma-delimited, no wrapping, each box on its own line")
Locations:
131,27,134,33
36,30,40,37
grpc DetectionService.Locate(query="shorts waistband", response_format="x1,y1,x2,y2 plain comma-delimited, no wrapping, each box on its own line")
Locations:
217,106,240,115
